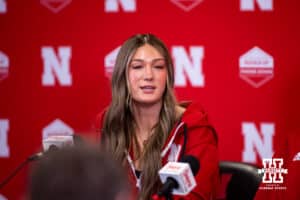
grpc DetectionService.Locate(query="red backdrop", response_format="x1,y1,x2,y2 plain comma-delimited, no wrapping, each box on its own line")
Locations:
1,0,300,199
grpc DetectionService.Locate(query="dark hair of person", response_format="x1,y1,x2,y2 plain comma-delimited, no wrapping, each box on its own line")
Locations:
29,146,128,200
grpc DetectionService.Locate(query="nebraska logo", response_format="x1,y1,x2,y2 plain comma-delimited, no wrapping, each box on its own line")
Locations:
242,122,274,163
173,46,205,87
40,0,72,13
258,158,288,189
170,0,203,12
41,46,72,86
239,46,274,88
0,51,9,81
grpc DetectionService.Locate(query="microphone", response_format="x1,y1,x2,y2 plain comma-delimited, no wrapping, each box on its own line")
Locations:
29,135,82,161
157,155,200,198
0,134,83,189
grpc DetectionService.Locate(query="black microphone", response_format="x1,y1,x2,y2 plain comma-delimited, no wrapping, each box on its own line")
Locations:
157,155,200,199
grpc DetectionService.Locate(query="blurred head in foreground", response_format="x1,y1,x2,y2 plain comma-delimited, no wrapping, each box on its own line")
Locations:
28,146,129,200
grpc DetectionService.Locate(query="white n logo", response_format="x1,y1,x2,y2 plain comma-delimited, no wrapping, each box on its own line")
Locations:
0,119,9,158
105,0,136,12
42,46,72,86
0,0,7,13
240,0,273,11
242,122,274,163
172,46,205,87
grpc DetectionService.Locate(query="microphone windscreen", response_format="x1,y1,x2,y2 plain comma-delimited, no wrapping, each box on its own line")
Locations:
42,135,74,151
180,155,200,176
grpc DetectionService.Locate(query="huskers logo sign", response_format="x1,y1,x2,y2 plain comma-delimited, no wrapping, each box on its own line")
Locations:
239,46,274,88
258,158,288,184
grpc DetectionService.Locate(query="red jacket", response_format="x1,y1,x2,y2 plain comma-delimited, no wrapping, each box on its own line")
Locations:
98,102,219,200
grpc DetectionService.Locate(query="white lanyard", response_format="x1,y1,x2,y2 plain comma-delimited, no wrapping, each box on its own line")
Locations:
125,121,184,190
126,151,142,189
161,122,184,157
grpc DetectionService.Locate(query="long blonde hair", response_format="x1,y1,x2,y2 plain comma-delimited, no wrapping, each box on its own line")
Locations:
102,34,177,199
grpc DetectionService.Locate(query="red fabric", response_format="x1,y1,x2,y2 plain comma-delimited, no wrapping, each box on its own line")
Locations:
254,131,300,200
98,102,219,200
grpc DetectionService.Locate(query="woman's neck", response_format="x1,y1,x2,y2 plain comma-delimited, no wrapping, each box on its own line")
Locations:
132,101,162,139
131,101,162,169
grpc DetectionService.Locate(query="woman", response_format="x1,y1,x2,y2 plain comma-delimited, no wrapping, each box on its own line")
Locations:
99,33,219,200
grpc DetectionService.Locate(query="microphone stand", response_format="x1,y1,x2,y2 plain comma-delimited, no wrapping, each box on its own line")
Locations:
0,154,39,190
1,135,80,190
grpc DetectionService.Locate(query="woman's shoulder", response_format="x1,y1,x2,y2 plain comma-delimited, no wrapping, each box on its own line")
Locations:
175,104,186,119
178,101,209,124
178,101,218,144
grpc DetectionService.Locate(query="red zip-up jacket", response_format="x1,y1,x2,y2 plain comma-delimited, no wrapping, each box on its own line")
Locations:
98,102,219,200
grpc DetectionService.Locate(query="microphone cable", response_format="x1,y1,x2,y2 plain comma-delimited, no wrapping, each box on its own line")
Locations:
0,154,37,190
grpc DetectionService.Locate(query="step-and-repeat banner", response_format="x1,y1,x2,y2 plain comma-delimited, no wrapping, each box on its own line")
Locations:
0,0,299,199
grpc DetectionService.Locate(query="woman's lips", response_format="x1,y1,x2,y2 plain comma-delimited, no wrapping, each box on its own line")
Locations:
140,86,155,93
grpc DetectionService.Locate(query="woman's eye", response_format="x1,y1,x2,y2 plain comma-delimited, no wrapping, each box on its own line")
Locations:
131,65,143,69
154,65,165,69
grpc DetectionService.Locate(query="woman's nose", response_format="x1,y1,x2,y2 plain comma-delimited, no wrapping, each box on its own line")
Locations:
144,66,153,80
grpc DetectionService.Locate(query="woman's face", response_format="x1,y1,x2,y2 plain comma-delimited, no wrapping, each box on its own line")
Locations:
127,44,167,106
